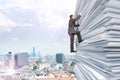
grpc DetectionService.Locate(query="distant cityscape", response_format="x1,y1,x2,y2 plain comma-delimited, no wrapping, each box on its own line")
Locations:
0,47,77,80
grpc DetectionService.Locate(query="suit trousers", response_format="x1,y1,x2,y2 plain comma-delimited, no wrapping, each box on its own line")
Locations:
70,31,82,51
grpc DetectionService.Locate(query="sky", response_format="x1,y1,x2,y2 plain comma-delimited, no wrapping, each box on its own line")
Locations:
0,0,77,55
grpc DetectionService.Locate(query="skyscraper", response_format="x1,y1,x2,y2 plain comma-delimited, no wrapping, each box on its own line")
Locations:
31,46,36,57
38,51,41,57
14,52,29,69
56,53,64,64
5,52,12,66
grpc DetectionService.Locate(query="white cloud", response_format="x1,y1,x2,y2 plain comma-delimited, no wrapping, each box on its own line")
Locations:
10,37,19,41
18,23,34,27
0,0,49,10
0,0,77,29
0,13,16,32
35,0,77,28
1,0,76,10
0,0,77,54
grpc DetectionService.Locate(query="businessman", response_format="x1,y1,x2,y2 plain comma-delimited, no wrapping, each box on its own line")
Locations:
68,14,83,52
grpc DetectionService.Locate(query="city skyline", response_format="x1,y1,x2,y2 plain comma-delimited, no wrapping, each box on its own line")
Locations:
0,0,77,54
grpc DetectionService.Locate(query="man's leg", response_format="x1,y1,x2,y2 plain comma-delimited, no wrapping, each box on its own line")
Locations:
70,33,76,52
76,31,83,43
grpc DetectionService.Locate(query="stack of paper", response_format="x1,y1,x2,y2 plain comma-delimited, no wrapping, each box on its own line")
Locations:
74,0,120,80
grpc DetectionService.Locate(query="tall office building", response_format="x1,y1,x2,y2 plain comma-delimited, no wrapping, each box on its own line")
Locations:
14,52,29,68
38,51,40,57
74,0,120,80
5,52,12,66
56,53,64,64
31,46,36,57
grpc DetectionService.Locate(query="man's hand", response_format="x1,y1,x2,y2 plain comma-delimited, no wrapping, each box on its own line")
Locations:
74,24,80,27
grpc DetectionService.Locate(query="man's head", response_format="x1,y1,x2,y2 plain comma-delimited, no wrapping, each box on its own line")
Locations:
69,15,74,19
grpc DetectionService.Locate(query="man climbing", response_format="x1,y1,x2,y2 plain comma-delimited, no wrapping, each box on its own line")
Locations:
68,14,83,53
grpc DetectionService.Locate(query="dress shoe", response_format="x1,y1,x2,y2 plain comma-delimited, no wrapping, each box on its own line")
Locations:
79,40,83,43
71,50,77,53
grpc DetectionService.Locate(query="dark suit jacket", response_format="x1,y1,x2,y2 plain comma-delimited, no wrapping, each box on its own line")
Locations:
68,15,81,35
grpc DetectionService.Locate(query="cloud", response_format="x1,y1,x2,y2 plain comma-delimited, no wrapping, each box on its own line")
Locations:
10,37,19,41
0,0,76,29
35,0,76,28
0,12,16,32
0,0,77,54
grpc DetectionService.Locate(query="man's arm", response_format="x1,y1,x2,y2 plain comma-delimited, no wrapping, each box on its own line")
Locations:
74,24,80,27
75,15,81,21
74,20,82,27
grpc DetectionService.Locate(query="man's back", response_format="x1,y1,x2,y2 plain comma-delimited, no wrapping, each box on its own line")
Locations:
68,19,75,35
